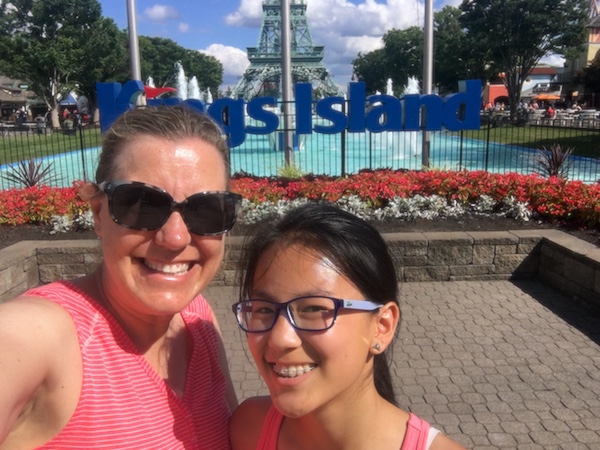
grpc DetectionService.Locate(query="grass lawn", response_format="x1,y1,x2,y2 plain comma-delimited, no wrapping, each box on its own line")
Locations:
0,127,102,165
461,124,599,158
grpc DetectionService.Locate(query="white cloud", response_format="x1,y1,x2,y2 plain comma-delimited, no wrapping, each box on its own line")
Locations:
144,5,180,22
540,54,566,68
199,44,250,89
178,22,189,33
225,0,264,27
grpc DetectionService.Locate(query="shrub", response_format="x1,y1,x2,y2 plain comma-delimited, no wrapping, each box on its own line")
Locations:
536,143,574,179
1,159,60,188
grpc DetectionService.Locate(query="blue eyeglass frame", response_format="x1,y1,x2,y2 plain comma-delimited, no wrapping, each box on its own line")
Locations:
231,296,382,333
96,180,242,236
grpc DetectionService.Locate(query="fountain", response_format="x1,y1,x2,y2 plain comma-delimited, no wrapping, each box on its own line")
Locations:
175,62,188,100
174,64,209,103
146,76,155,88
378,76,421,157
402,77,421,157
404,76,420,95
188,76,201,100
205,88,213,104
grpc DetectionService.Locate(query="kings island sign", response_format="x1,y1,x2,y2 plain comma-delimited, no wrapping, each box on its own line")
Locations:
97,79,481,147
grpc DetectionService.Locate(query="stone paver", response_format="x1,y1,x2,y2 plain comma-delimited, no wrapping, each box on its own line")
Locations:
206,280,600,449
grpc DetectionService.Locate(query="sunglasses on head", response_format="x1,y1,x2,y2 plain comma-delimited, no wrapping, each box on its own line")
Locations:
96,180,242,236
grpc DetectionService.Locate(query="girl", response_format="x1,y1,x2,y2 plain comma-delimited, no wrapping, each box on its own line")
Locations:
230,202,465,450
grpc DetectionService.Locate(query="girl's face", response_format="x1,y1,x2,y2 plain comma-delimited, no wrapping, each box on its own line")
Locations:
91,135,228,319
246,244,381,418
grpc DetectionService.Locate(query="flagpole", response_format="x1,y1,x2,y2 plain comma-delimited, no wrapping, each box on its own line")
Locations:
126,0,141,80
281,0,294,166
421,0,433,168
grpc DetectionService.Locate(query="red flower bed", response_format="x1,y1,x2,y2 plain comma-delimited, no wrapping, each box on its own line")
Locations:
0,182,89,226
231,170,600,228
1,171,599,229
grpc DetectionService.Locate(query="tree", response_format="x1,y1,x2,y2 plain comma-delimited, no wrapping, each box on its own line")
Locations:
180,49,222,95
382,26,424,95
352,7,497,96
352,48,388,93
434,6,498,94
76,19,129,122
139,36,184,86
352,28,424,95
0,0,127,128
138,36,222,94
460,0,589,118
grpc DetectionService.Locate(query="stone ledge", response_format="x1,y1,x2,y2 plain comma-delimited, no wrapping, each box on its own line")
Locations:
0,230,598,307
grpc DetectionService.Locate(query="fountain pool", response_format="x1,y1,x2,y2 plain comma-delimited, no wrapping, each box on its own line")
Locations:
1,129,599,190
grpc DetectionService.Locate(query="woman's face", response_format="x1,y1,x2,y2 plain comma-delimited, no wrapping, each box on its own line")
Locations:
246,244,380,418
91,135,228,318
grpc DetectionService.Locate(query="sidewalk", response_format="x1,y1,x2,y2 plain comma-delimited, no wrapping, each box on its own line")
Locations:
205,280,600,449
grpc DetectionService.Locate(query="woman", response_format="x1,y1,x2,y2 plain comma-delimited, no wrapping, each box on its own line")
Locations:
0,105,239,448
230,203,465,450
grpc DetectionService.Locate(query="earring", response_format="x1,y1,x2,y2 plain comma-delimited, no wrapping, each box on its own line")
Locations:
373,342,381,352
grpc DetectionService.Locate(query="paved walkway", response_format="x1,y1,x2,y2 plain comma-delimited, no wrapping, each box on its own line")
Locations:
205,280,600,449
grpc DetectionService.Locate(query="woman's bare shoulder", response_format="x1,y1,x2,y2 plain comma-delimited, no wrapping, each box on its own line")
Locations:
0,294,75,332
229,396,272,450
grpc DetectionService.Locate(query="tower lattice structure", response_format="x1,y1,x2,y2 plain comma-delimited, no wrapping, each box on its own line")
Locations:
590,0,599,18
231,0,341,100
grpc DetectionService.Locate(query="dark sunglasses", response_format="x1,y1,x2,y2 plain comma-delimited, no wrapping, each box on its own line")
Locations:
96,180,242,236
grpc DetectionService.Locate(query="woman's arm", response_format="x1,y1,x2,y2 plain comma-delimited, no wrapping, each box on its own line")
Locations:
0,297,78,446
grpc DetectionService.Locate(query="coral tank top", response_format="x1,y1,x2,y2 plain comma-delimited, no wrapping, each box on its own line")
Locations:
24,281,231,449
256,407,432,450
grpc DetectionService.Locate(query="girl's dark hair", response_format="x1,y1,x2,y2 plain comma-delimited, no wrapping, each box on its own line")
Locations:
239,202,400,405
96,105,230,183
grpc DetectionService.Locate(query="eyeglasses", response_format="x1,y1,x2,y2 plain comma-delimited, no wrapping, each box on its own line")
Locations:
232,296,382,332
97,180,242,236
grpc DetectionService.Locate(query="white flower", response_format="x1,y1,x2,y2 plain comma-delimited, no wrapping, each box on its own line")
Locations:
48,194,532,233
50,215,74,234
501,196,531,221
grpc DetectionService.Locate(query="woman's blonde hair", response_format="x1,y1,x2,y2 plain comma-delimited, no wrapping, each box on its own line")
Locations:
96,105,230,183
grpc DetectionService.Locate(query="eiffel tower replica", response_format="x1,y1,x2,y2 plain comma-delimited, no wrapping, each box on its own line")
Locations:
231,0,341,100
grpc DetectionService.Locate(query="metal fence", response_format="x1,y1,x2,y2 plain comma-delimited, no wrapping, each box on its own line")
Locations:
1,114,599,191
0,124,102,190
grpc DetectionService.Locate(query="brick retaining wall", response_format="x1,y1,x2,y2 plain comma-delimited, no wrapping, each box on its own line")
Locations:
1,230,599,306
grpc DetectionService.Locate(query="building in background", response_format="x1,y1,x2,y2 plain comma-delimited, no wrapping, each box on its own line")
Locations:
563,0,600,105
0,76,45,120
482,65,562,108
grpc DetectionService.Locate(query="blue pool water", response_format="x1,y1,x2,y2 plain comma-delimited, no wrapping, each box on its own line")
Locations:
229,130,600,181
0,147,102,190
1,130,599,189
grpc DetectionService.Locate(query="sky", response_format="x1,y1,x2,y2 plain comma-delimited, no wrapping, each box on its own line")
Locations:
98,0,565,93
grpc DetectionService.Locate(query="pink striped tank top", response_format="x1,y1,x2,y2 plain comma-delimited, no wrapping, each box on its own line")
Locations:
24,281,231,449
256,407,432,450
